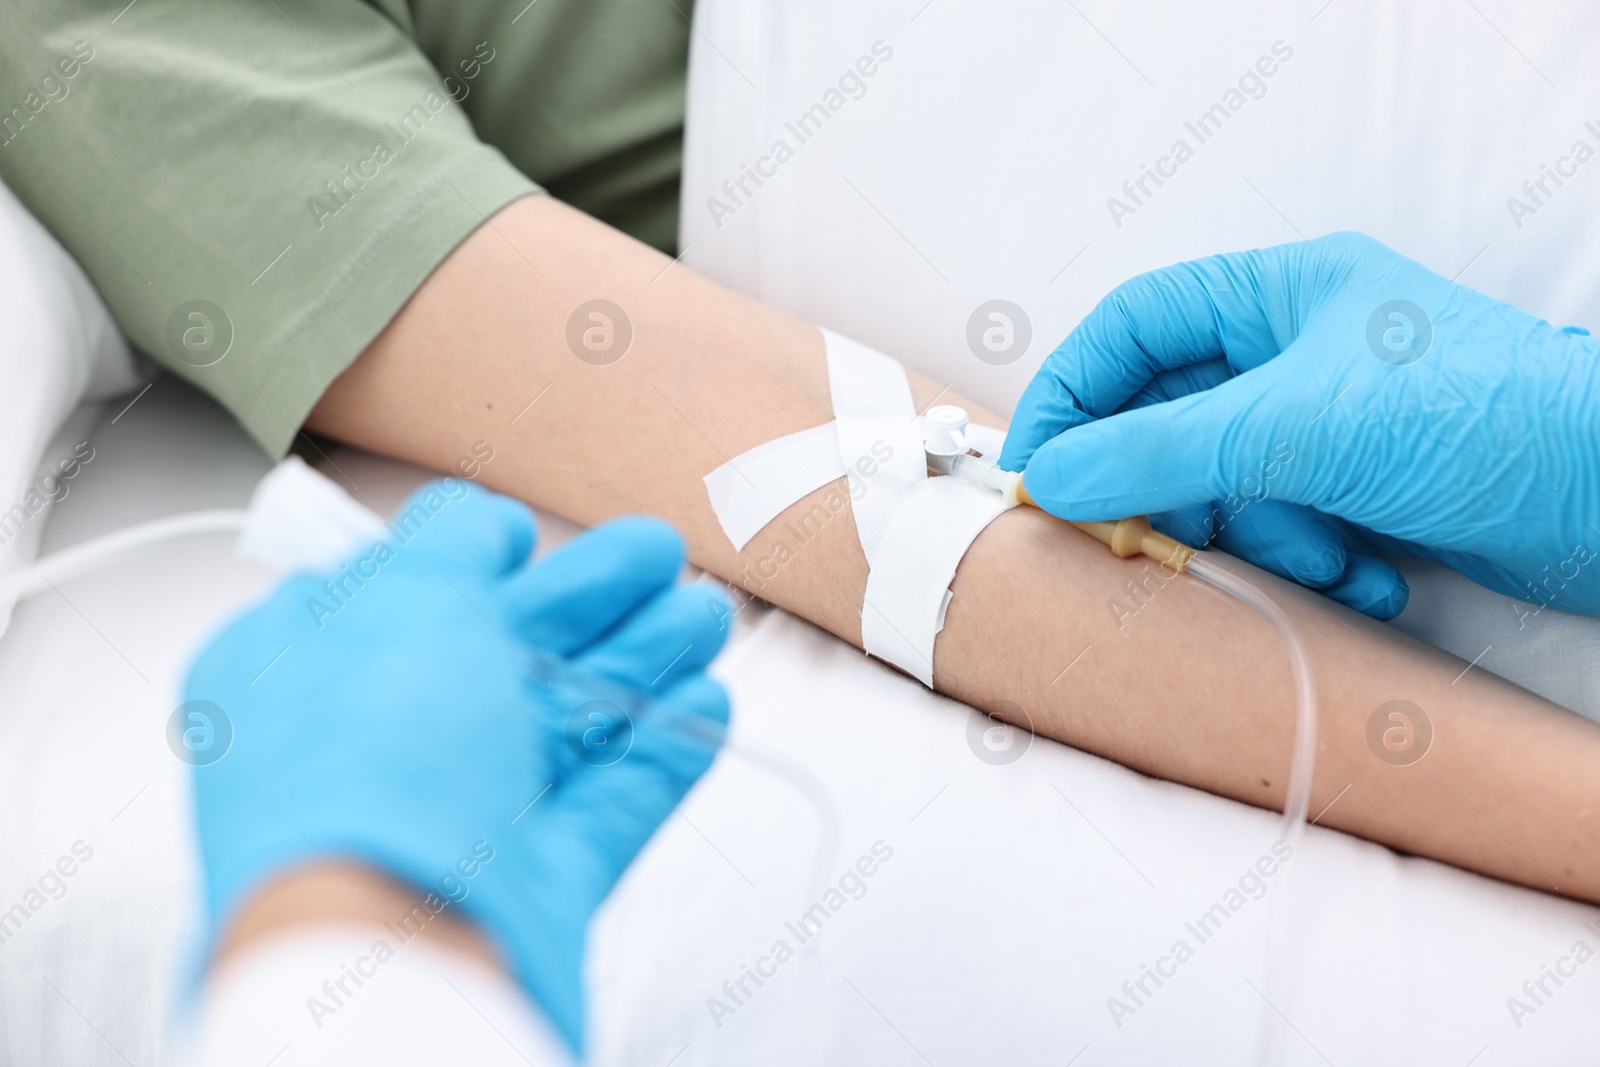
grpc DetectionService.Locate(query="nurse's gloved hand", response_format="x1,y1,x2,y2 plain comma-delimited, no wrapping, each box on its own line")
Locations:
999,231,1600,620
185,480,732,1055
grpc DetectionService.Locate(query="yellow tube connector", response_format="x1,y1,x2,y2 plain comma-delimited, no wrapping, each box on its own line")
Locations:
913,405,1194,574
1014,480,1195,574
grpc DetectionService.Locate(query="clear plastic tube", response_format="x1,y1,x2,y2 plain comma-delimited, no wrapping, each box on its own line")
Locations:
1185,551,1318,840
0,510,249,605
1186,550,1316,1067
929,451,1020,496
923,444,1319,833
1,456,392,608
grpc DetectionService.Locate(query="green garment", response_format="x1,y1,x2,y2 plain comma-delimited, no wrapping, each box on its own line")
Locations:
0,0,691,455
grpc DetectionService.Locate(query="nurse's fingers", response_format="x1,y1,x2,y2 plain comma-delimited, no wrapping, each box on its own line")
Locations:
383,480,537,579
574,582,732,694
1322,553,1409,620
1211,499,1347,589
532,674,730,911
501,515,686,656
998,242,1319,473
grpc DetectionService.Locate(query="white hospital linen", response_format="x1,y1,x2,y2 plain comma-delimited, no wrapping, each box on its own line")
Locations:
0,176,141,635
175,929,570,1067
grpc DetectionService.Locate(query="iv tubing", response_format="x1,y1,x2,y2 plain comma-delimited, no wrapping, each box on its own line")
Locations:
0,510,249,605
1183,551,1318,843
933,446,1315,843
1008,451,1320,1066
1182,552,1317,1067
931,437,1319,1062
8,508,847,936
1002,460,1316,843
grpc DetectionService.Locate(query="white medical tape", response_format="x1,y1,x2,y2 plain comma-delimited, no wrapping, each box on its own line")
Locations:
822,328,927,566
965,423,1007,462
860,474,1012,687
703,421,844,551
702,328,1011,689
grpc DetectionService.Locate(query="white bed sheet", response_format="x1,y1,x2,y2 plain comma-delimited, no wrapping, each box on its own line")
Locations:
0,379,1595,1067
0,175,141,636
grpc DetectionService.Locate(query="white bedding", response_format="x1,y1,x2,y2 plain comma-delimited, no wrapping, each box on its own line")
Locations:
0,177,140,636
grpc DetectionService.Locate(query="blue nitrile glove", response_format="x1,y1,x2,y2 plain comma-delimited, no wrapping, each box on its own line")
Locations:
999,231,1600,620
184,479,733,1054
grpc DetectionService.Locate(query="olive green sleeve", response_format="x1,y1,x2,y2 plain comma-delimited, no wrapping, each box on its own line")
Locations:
0,0,540,456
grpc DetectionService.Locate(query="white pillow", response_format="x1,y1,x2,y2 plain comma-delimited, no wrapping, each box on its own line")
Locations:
0,176,142,633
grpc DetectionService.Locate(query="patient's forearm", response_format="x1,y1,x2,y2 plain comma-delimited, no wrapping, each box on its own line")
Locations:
310,194,1600,902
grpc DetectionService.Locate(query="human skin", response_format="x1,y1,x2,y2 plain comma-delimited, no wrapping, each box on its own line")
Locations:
216,864,500,973
306,193,1600,904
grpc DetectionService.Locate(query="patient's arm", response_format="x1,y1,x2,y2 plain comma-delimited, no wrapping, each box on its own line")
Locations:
309,194,1600,902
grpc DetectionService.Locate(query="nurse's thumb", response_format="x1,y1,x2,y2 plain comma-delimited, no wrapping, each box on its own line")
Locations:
1021,387,1260,521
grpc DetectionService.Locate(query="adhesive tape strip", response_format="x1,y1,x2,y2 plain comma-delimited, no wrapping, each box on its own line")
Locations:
703,421,845,551
822,328,926,566
861,474,1012,687
964,422,1007,462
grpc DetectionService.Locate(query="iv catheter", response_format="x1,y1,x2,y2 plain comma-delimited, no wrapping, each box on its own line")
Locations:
924,403,1315,1064
921,404,1317,842
922,405,1197,573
